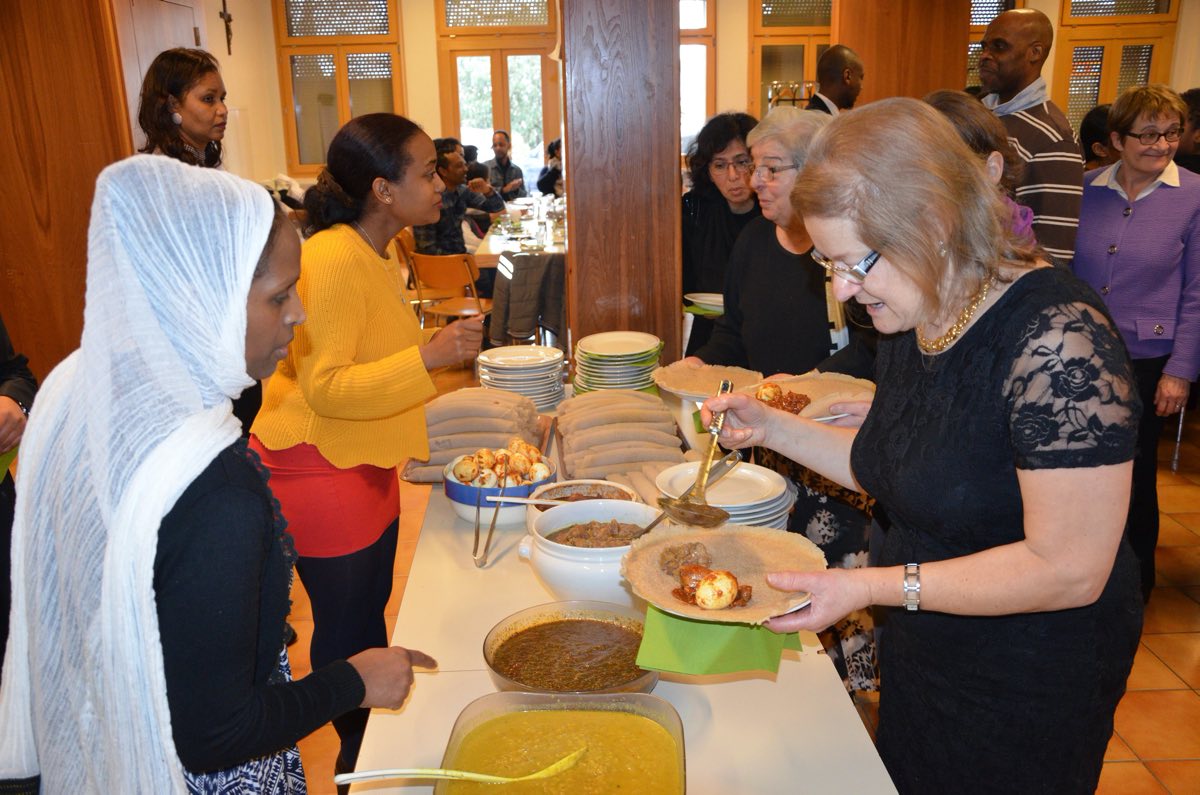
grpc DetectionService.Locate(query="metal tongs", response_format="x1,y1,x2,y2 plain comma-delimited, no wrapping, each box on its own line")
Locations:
473,477,504,568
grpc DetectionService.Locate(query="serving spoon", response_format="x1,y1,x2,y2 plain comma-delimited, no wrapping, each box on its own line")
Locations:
333,747,586,786
656,380,734,528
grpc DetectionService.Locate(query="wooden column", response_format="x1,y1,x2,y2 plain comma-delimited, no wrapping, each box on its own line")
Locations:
0,0,133,379
560,0,682,359
832,0,971,104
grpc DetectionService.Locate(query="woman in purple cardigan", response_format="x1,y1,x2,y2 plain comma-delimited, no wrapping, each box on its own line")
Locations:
1073,84,1200,602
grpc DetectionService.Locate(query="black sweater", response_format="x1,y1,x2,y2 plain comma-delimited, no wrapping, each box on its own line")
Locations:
681,187,761,355
693,216,841,376
153,441,364,773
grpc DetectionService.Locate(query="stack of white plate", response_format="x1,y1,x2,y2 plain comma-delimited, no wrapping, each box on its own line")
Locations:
655,461,798,530
476,345,565,411
573,331,663,394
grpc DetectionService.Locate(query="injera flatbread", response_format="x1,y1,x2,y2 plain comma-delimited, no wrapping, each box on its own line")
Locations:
621,525,827,625
739,371,875,418
652,361,763,399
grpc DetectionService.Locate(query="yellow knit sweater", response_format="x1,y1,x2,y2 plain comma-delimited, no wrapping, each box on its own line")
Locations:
252,224,436,469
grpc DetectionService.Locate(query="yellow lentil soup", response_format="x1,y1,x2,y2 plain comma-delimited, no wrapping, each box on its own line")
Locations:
442,709,682,793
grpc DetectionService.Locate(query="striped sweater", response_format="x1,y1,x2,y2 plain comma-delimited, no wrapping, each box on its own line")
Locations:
998,101,1084,266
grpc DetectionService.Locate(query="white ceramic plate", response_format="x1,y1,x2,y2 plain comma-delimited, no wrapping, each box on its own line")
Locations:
656,462,788,509
684,292,724,312
476,345,563,369
575,331,662,357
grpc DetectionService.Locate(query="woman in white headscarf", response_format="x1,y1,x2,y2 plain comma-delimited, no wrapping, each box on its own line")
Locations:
0,155,434,794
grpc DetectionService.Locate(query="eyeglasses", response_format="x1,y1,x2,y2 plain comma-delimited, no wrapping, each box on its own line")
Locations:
751,163,799,183
1124,127,1182,146
710,157,753,175
810,248,881,284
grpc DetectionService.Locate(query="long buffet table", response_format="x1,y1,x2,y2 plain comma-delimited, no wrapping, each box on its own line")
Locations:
350,480,897,793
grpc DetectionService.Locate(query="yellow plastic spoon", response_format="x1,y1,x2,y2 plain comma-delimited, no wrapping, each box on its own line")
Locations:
332,747,586,787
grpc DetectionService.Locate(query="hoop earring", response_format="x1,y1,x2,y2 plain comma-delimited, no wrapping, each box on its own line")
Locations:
171,111,183,125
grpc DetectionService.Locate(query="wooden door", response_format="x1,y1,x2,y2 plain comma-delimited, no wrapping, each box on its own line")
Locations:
112,0,205,151
0,0,133,380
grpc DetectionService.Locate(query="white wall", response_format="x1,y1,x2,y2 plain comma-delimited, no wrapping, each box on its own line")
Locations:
200,0,288,182
401,0,443,136
714,0,750,114
1171,0,1200,91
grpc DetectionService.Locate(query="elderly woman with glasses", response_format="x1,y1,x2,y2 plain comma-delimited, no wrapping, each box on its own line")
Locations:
704,98,1143,794
1072,84,1200,603
687,107,859,375
687,107,879,695
681,112,761,354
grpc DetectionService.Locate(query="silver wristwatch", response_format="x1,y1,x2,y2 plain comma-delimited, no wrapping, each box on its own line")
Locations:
902,563,921,612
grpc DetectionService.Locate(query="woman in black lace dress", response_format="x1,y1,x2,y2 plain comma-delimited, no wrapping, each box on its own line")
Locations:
704,99,1143,794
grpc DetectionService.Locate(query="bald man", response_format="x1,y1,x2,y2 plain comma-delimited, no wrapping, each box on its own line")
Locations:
806,45,864,115
979,8,1083,266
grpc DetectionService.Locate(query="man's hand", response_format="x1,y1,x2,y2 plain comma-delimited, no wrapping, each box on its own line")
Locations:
467,177,494,195
502,177,524,194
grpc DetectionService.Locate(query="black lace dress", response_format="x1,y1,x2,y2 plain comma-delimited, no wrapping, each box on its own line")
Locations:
852,268,1143,794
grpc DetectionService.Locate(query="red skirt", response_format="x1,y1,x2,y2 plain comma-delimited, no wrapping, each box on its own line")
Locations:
249,436,399,558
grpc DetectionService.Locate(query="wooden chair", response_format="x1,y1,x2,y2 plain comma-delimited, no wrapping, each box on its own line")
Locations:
395,228,463,325
408,251,493,326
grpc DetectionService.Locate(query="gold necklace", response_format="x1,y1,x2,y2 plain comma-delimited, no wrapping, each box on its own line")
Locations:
916,273,997,354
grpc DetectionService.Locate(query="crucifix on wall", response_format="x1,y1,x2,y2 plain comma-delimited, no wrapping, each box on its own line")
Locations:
219,0,233,55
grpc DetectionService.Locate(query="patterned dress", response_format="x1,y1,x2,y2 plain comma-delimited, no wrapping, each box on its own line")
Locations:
854,267,1142,794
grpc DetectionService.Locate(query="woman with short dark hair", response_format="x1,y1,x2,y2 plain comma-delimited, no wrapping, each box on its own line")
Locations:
681,112,760,354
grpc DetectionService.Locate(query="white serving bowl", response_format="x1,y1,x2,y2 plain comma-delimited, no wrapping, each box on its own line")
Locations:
524,478,641,532
443,458,556,527
519,500,663,606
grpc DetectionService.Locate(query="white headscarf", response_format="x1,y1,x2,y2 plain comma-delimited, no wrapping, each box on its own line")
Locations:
0,155,273,791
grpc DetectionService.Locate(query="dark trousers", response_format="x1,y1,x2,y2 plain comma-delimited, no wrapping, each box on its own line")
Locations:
0,473,13,677
1129,356,1169,602
295,518,399,770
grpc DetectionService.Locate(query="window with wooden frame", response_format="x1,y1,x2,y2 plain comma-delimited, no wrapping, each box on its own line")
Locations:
680,1,716,152
1051,0,1178,130
435,0,560,193
272,0,406,175
967,0,1021,89
746,0,832,119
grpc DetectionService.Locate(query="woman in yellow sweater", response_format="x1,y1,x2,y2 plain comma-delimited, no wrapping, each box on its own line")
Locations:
251,113,482,775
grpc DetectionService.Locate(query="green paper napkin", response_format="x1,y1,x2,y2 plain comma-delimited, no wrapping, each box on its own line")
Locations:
0,446,16,476
683,304,723,318
636,604,801,676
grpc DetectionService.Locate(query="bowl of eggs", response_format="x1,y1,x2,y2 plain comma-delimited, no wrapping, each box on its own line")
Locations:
443,438,556,526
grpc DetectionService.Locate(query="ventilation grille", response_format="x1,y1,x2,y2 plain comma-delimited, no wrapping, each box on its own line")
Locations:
760,0,833,28
444,0,549,28
1068,0,1170,17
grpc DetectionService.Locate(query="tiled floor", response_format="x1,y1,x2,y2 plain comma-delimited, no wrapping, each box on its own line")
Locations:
291,375,1200,794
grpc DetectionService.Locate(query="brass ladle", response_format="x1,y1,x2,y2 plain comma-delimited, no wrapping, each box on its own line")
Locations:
333,747,586,786
656,379,734,528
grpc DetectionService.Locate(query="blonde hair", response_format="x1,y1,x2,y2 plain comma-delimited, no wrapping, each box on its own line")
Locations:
746,107,832,167
793,97,1038,321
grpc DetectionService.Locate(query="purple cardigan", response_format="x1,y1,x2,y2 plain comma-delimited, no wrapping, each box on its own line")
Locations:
1072,164,1200,380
